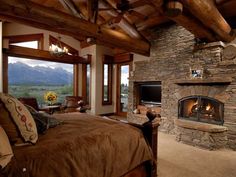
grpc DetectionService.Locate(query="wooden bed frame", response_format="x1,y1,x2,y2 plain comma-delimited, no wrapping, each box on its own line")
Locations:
120,120,159,177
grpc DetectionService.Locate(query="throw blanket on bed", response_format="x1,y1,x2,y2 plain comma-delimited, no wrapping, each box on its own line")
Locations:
1,113,153,177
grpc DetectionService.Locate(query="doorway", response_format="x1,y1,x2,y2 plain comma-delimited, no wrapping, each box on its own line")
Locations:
116,63,131,116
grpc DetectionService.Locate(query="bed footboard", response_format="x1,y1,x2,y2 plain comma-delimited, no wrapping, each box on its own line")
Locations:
124,120,159,177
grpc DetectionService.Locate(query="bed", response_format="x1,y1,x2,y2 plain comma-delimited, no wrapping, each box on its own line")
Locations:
0,103,159,177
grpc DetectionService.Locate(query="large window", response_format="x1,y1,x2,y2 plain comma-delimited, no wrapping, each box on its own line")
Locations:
8,56,73,106
4,34,80,106
102,63,112,105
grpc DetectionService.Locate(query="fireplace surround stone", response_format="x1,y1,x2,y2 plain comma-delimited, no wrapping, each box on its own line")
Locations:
128,25,236,150
175,119,228,150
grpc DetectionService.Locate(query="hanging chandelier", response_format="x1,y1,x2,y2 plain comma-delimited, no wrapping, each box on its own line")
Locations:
49,36,68,57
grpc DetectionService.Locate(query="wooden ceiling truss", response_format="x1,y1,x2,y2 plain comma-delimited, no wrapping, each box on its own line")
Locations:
0,0,235,56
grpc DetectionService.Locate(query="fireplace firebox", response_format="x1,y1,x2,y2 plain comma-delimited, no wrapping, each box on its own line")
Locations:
178,96,224,125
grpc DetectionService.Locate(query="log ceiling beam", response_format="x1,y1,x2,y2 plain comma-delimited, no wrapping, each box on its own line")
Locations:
87,0,98,23
0,0,150,56
99,0,142,39
215,0,228,5
58,0,85,19
150,0,164,8
163,1,216,41
168,13,216,41
136,14,169,31
179,0,235,42
151,0,216,42
217,0,236,18
4,45,91,64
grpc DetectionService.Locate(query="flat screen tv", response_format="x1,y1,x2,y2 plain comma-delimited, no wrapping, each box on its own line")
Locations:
140,84,161,105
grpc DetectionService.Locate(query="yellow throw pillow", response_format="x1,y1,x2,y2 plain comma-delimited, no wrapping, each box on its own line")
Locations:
0,126,13,169
0,93,38,144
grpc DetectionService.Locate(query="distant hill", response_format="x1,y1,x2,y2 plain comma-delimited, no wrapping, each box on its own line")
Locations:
9,62,73,85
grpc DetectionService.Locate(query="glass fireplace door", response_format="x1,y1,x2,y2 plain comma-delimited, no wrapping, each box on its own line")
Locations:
178,96,224,125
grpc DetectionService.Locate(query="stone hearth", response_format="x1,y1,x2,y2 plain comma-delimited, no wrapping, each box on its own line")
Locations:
128,25,236,150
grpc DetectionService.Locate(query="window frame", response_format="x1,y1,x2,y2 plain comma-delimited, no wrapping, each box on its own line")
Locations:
82,64,91,106
4,33,44,50
102,55,113,105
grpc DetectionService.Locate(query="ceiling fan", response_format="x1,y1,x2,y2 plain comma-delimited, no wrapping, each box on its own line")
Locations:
99,0,147,24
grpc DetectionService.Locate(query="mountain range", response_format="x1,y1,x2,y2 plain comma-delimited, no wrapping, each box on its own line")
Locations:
9,62,73,85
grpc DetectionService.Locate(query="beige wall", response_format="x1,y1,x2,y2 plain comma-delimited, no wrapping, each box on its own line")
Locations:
81,45,116,115
3,22,80,52
0,22,2,92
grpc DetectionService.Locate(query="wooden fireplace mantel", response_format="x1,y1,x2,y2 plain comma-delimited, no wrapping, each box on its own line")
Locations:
175,77,232,85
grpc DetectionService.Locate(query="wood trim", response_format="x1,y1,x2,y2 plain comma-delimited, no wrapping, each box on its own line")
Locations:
2,54,8,93
82,64,87,103
4,33,44,50
114,53,133,64
102,62,112,105
3,45,90,64
82,63,92,105
73,64,79,96
103,55,114,64
49,35,78,56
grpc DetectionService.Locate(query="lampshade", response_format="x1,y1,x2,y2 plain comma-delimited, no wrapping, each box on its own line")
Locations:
49,36,68,57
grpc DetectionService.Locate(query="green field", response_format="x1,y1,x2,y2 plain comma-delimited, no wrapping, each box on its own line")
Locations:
9,85,73,106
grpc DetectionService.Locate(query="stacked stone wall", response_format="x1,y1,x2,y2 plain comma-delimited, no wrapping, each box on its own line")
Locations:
128,24,236,150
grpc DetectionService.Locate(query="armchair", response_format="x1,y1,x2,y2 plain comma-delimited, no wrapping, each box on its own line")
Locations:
18,97,49,112
61,96,83,113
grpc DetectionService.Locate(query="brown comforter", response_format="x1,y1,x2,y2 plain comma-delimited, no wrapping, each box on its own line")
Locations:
1,113,153,177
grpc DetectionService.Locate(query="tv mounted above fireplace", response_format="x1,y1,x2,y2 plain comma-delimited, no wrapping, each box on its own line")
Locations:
139,83,161,105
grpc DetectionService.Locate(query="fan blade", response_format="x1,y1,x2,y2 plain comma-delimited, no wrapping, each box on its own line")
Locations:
127,10,146,20
129,0,147,9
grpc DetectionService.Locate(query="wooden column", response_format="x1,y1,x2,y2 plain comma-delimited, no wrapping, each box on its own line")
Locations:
73,64,79,96
82,64,87,103
2,54,8,93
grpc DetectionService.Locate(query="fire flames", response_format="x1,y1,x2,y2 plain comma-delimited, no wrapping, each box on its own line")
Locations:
206,103,211,111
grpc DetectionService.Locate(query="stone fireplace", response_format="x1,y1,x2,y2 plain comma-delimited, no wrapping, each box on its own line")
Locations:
128,25,236,150
178,95,224,125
